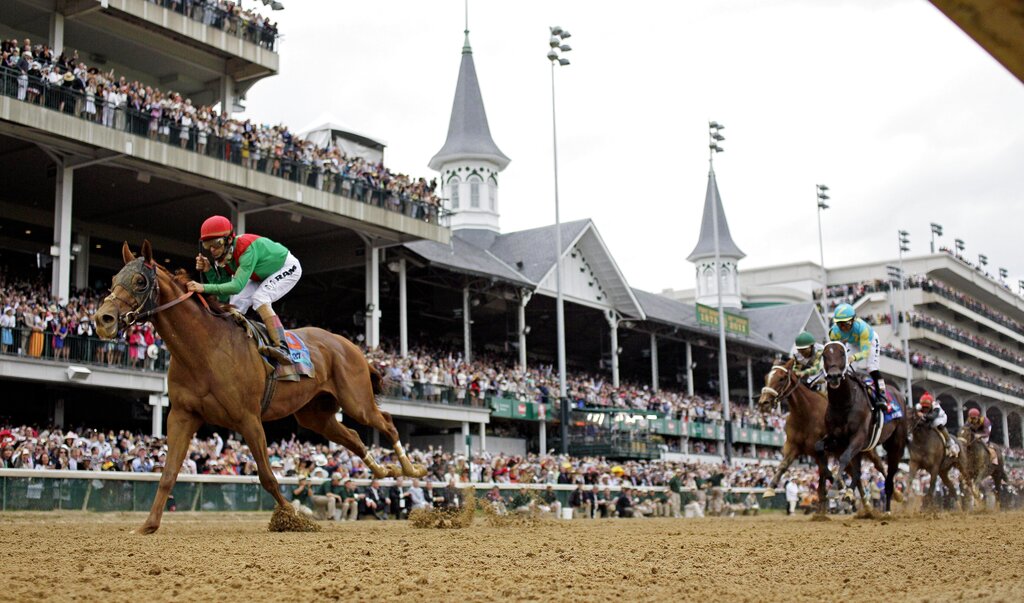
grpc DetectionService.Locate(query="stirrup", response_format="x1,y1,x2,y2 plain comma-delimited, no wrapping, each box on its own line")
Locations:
262,344,292,365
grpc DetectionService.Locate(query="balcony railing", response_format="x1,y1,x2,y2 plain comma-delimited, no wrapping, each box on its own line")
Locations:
0,69,446,226
143,0,281,50
0,326,169,372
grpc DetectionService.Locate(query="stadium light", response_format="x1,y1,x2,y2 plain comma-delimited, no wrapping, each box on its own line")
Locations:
548,25,572,455
270,1,284,10
896,230,912,401
929,222,943,253
816,184,830,289
955,238,965,253
1019,280,1024,294
999,267,1008,280
978,254,988,267
709,119,732,465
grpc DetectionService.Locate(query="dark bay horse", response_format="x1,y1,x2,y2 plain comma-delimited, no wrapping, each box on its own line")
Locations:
758,358,882,513
819,341,908,514
907,414,964,510
94,242,426,534
957,427,1006,510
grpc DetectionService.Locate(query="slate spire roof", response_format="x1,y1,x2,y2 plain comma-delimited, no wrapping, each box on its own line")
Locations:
428,30,510,171
687,167,745,262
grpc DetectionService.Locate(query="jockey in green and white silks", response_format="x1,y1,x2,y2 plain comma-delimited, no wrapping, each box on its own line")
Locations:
828,303,886,410
791,331,824,392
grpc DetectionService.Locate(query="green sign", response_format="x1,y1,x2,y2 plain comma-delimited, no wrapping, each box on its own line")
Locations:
696,303,750,336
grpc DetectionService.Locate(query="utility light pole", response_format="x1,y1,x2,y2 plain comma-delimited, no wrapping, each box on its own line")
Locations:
930,223,942,254
709,120,732,465
897,230,912,401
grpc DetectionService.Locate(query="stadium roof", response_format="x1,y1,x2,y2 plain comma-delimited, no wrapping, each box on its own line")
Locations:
744,302,827,351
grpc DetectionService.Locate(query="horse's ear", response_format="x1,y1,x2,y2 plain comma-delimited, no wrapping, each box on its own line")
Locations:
141,240,154,264
121,242,136,264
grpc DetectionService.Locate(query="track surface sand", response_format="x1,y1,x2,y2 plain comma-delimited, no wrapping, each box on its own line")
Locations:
2,511,1022,602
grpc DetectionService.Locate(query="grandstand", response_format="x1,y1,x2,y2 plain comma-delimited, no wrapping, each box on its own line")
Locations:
0,4,811,465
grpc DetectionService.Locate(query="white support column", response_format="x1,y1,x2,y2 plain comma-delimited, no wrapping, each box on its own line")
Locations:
463,286,472,363
479,422,486,454
606,311,620,388
73,232,90,291
1001,408,1010,447
751,442,757,459
51,166,73,305
364,247,380,349
220,76,236,117
398,258,408,358
746,357,754,407
538,419,546,455
650,332,659,393
149,394,169,437
49,12,65,56
462,421,471,457
53,399,65,428
685,341,694,397
956,398,964,425
518,290,532,372
235,209,246,235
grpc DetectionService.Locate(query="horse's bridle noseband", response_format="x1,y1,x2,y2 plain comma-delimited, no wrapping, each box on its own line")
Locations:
760,364,797,405
104,259,159,329
822,341,851,387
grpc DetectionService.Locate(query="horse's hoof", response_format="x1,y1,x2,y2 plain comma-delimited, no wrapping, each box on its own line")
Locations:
385,463,403,478
404,463,428,478
762,489,776,498
134,524,158,535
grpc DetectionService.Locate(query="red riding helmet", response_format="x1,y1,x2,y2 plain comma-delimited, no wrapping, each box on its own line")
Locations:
967,408,981,419
199,215,234,241
918,392,934,409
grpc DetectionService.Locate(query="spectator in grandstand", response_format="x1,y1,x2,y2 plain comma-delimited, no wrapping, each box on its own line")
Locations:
361,479,387,519
569,483,590,519
484,485,507,515
389,476,410,519
785,479,799,515
510,486,533,515
314,472,345,521
130,446,153,472
615,486,635,518
408,478,429,511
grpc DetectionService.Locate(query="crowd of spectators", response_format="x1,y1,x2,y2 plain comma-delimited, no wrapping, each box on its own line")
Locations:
5,422,1018,518
0,276,166,369
144,0,280,50
819,274,1024,337
904,311,1024,366
366,345,787,432
881,344,1024,398
0,38,442,223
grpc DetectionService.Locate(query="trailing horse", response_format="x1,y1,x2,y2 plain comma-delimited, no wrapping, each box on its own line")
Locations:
957,427,1006,511
819,341,909,514
94,241,426,534
907,413,964,511
758,358,883,514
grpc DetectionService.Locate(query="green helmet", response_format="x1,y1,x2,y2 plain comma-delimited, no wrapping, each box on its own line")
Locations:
794,331,816,349
833,303,856,323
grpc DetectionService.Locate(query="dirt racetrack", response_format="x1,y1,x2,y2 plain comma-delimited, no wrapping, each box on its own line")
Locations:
2,511,1023,602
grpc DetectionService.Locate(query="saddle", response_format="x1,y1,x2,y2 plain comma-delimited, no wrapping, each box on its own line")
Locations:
228,309,315,383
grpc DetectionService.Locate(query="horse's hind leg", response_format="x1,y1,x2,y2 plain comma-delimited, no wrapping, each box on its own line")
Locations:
373,409,427,478
294,405,390,479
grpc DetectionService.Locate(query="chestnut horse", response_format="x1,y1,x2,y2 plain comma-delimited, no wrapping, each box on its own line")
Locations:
907,413,964,510
819,341,908,514
758,357,882,513
94,241,426,534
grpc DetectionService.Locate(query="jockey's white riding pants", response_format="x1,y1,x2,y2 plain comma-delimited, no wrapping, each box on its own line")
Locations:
230,253,302,314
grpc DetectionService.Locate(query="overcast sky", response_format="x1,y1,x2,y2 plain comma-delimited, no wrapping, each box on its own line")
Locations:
241,0,1024,295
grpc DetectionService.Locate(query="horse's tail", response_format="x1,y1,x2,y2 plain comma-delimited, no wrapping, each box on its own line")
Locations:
368,363,389,401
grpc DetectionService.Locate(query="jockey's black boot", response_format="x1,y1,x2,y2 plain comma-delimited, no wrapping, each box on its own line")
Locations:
257,305,293,365
869,371,887,412
937,426,956,456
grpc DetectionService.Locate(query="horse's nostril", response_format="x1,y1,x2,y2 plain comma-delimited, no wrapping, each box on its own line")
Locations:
100,314,114,325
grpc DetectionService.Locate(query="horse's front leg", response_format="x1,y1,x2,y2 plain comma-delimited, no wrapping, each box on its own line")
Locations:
137,407,202,534
765,446,797,496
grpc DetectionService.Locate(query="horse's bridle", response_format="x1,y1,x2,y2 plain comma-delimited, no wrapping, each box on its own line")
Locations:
760,364,797,405
103,259,193,330
822,341,851,388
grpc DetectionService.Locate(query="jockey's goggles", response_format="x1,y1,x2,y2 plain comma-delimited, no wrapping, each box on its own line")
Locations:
201,237,228,251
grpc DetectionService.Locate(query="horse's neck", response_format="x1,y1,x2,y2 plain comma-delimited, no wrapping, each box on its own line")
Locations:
786,383,824,416
151,280,230,363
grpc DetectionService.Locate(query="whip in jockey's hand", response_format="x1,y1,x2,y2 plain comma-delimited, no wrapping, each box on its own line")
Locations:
194,215,303,365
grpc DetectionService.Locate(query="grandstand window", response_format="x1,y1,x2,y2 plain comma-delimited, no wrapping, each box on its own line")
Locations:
470,177,481,208
488,182,496,211
720,267,732,294
451,181,460,209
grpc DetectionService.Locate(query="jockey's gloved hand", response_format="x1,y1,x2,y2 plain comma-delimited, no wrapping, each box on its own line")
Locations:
195,254,211,272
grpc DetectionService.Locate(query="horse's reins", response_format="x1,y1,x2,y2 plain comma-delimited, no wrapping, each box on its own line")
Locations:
105,259,232,329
